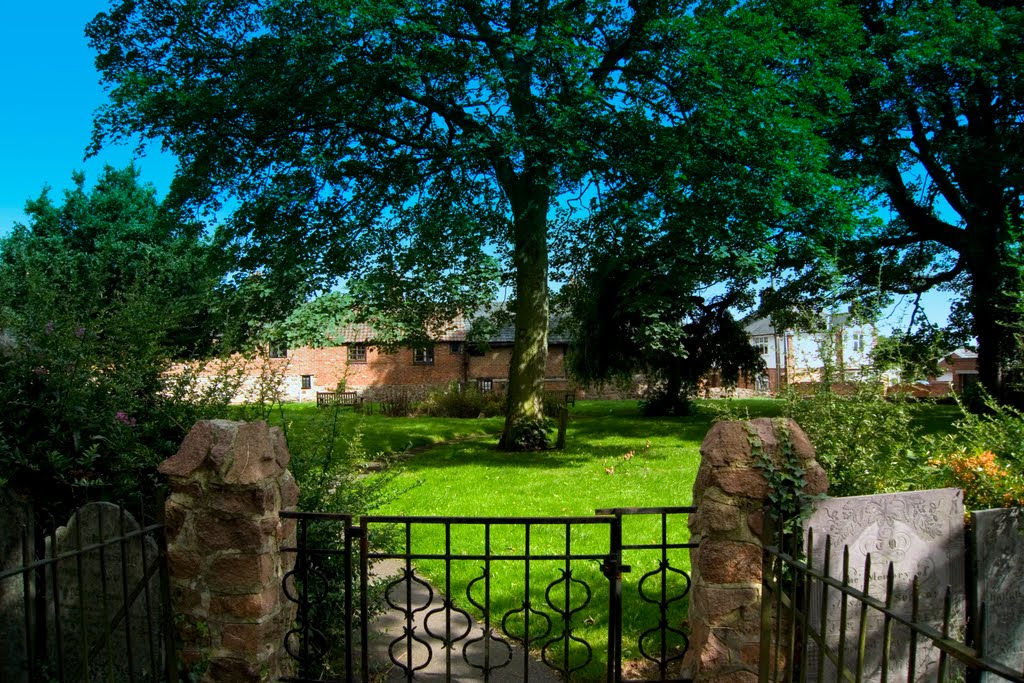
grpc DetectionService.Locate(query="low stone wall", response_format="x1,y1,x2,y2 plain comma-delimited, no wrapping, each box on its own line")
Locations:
686,418,827,682
158,420,299,682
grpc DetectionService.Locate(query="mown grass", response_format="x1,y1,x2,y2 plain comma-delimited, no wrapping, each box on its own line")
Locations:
369,399,777,680
275,396,955,680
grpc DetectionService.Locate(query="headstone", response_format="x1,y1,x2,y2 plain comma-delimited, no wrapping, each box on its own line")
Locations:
0,490,32,683
803,488,966,682
972,506,1024,682
47,502,163,682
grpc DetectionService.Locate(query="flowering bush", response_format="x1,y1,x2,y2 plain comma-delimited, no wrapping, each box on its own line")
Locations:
927,450,1024,511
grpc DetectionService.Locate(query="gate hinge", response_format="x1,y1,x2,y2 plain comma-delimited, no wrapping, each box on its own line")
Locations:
601,557,631,579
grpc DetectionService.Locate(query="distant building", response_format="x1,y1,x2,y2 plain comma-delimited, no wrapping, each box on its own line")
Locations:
914,348,979,397
188,313,572,403
710,314,882,394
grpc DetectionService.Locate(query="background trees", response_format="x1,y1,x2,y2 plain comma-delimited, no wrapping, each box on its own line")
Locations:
800,0,1024,399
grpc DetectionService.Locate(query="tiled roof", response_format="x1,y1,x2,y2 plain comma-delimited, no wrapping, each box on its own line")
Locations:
329,313,570,345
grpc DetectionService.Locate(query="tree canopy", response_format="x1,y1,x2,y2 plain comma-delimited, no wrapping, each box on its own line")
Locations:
87,0,873,445
767,0,1024,398
0,166,236,511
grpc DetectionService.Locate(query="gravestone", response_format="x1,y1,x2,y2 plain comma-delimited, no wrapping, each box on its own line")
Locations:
803,488,965,682
47,502,163,682
972,506,1024,682
0,490,32,683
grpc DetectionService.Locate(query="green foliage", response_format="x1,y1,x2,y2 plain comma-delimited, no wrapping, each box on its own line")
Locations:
276,401,403,678
562,238,765,417
782,381,923,498
420,383,505,419
924,392,1024,467
870,323,954,382
87,0,867,449
799,0,1024,398
506,416,552,452
0,167,236,516
750,420,820,552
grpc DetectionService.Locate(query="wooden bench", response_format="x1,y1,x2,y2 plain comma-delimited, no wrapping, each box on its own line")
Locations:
316,391,364,411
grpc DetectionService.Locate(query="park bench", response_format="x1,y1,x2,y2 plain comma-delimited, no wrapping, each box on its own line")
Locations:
316,391,364,411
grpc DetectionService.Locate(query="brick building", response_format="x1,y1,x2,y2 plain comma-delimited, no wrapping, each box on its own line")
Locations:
232,317,571,403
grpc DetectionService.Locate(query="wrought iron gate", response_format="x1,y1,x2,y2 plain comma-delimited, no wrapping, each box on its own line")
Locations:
280,506,694,682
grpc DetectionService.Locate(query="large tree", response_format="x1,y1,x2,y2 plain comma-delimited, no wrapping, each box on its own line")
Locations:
87,0,868,446
85,0,701,447
776,0,1024,398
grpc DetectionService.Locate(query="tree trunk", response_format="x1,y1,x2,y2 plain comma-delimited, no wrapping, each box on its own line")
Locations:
499,181,550,450
963,217,1016,402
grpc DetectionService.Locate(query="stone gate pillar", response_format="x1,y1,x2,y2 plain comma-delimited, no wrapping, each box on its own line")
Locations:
158,420,299,682
685,418,827,682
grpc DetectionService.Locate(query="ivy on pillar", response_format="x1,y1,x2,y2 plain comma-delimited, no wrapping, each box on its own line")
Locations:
685,418,827,682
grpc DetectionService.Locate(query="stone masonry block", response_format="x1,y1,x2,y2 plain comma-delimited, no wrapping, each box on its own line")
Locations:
696,540,762,585
710,468,769,500
208,553,275,594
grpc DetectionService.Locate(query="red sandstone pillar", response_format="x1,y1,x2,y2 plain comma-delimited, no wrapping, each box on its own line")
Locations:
685,418,827,682
158,420,299,682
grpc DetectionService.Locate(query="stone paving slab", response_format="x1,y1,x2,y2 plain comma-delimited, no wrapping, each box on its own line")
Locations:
367,559,560,682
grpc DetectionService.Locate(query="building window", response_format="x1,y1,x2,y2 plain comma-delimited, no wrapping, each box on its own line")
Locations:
269,341,288,358
468,342,486,357
752,336,770,355
852,332,864,353
413,346,435,365
477,378,494,393
301,375,312,390
348,343,367,363
450,341,464,354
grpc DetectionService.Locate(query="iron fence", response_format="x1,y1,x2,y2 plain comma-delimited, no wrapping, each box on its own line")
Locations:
760,515,1024,682
0,494,177,683
280,507,695,682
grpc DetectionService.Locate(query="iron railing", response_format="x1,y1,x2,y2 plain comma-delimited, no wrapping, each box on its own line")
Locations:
596,507,695,683
760,517,1024,682
0,494,177,683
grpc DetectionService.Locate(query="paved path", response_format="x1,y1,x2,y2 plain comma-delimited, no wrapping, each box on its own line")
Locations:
367,559,560,682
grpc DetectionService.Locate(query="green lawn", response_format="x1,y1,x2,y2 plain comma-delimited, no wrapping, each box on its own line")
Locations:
361,399,780,679
275,396,956,680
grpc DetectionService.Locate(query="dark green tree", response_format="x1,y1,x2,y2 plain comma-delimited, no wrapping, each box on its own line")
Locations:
779,0,1024,399
0,166,235,513
559,215,767,415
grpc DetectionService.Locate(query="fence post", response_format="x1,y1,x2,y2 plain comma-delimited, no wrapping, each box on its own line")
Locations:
685,418,827,682
158,420,299,682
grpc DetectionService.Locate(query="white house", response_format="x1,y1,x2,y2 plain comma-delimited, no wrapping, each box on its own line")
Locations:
732,314,882,392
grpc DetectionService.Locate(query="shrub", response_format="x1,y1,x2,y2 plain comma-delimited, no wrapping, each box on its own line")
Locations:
933,393,1024,464
505,416,552,451
781,380,923,497
377,386,420,417
926,449,1024,511
421,382,504,418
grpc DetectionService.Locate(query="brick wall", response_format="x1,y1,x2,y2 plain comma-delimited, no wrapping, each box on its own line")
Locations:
188,342,570,402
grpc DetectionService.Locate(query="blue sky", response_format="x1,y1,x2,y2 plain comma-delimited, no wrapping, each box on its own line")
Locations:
0,1,953,333
0,2,176,232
